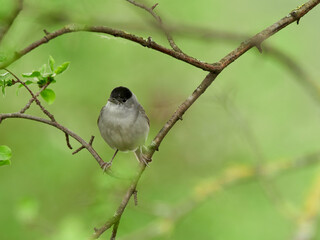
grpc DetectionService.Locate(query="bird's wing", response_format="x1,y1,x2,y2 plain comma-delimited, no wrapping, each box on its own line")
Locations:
138,104,150,126
97,106,105,125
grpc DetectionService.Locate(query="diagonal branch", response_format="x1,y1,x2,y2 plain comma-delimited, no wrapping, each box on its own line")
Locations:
4,68,55,122
148,0,320,155
0,25,217,72
0,0,318,239
91,1,320,238
0,112,106,168
19,82,50,114
126,0,183,53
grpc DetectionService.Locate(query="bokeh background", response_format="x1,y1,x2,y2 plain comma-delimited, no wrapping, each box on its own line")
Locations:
1,0,320,239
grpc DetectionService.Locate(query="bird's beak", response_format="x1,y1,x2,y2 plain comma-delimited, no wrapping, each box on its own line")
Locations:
108,97,119,104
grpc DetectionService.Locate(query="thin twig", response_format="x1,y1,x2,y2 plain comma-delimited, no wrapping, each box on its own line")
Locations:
111,220,120,240
72,135,94,154
0,25,218,72
0,1,318,239
5,68,55,122
133,189,138,206
126,0,183,53
20,82,50,114
89,1,320,238
65,132,73,149
91,163,146,239
0,113,105,168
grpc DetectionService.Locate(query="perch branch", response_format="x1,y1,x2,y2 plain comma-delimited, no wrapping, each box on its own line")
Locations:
0,113,106,168
91,0,320,238
0,0,318,239
72,136,95,154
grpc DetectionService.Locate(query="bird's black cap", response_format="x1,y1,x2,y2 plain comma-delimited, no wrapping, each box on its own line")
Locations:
110,86,132,103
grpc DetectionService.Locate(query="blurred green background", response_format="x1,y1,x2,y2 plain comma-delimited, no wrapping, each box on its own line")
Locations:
1,0,320,239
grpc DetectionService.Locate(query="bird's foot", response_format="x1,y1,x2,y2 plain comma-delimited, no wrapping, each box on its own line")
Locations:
140,153,151,167
101,161,112,172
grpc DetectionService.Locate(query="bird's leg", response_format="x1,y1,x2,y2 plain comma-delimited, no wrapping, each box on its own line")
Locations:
134,147,150,166
101,149,119,172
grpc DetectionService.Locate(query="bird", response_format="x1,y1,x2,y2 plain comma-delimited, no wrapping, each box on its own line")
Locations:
97,86,150,170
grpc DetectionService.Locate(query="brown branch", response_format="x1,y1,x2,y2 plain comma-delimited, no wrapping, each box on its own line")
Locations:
148,0,320,156
90,1,320,238
65,132,73,149
4,68,56,122
0,0,23,44
126,0,183,53
0,25,217,72
91,164,146,239
20,82,51,114
0,1,318,239
111,220,120,240
72,135,94,154
0,113,106,168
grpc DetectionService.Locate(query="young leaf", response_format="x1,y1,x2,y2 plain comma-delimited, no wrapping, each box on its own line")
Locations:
39,64,47,75
0,145,12,161
54,62,70,75
0,72,9,79
49,56,55,72
22,71,41,78
0,160,11,166
16,80,34,96
40,88,56,104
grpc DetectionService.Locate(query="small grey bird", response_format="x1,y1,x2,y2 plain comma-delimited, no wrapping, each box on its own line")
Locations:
98,86,150,170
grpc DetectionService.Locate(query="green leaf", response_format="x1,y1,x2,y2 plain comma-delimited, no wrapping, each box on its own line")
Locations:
39,64,47,75
54,62,70,75
49,56,55,72
6,79,13,86
40,88,55,104
16,80,34,96
22,71,41,78
0,160,11,166
0,145,12,161
0,72,9,79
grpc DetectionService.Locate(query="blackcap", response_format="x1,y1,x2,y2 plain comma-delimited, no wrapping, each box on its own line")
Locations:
98,86,150,170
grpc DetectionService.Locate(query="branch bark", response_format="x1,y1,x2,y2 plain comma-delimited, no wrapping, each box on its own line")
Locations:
126,0,183,53
91,0,320,238
0,0,319,239
0,112,105,168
